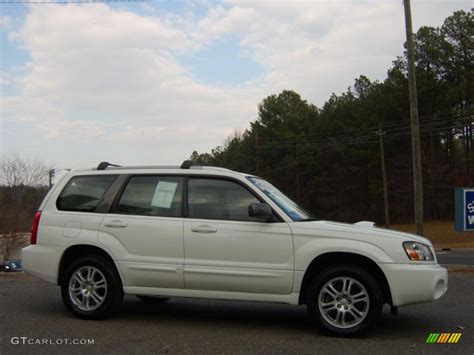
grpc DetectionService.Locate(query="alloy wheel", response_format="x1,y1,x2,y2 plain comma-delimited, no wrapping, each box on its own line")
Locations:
317,276,370,329
68,266,108,311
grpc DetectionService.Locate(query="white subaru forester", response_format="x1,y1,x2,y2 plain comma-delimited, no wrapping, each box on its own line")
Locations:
22,161,448,336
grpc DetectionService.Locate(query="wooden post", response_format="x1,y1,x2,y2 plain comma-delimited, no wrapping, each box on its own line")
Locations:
404,0,423,236
48,169,54,189
377,125,390,228
255,132,260,176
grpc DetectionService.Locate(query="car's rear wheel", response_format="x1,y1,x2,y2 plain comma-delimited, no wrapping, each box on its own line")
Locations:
61,256,123,319
136,296,170,304
307,264,383,336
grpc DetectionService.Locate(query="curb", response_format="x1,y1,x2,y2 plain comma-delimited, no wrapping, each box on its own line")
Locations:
435,248,474,252
0,271,25,275
434,248,474,252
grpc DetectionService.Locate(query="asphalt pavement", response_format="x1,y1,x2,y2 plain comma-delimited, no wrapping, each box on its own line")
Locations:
0,272,472,355
437,250,474,266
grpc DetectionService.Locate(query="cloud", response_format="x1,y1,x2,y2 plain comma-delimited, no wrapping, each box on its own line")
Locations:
1,4,263,165
0,1,471,168
0,15,13,30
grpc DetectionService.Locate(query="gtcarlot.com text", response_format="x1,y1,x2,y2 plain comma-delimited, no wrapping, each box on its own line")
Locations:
11,337,95,346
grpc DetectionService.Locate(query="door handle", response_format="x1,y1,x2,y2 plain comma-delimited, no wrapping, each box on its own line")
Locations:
191,225,217,233
104,220,128,228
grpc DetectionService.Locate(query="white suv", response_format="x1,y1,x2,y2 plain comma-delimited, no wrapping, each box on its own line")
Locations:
22,161,447,336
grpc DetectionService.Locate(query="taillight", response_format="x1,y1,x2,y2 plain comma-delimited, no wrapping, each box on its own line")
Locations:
31,211,42,245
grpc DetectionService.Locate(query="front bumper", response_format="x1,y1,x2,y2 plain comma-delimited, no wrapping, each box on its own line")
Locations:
379,263,448,306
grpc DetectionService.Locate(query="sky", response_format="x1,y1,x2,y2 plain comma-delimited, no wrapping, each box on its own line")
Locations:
0,0,471,169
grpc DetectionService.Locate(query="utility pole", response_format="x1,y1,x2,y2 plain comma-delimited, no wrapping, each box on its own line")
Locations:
294,142,301,202
255,132,260,176
48,169,55,189
376,125,390,228
403,0,423,236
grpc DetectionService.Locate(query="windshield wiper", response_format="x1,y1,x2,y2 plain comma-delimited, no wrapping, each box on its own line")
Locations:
298,218,317,222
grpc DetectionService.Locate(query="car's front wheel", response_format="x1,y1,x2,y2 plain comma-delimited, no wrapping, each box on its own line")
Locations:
307,264,383,336
61,256,123,319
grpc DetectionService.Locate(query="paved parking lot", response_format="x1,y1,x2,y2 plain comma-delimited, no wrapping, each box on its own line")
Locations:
436,250,474,266
0,272,472,355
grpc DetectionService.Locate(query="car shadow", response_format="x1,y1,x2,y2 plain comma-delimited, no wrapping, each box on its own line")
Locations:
105,297,435,338
24,288,440,339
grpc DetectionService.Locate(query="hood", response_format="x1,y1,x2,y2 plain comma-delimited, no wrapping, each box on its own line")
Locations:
299,220,432,245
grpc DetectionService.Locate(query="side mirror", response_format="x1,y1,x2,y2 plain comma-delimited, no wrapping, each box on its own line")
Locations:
248,203,273,222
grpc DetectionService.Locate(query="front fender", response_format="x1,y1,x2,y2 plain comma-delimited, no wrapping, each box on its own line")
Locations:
294,237,394,271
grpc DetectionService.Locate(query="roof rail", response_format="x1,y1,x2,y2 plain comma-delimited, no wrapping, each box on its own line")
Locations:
92,161,232,172
97,161,121,170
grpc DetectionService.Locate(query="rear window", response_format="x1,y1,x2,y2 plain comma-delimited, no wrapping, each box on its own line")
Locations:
57,175,117,212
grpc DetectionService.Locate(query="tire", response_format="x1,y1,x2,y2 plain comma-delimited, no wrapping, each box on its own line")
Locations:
136,296,170,304
306,264,383,336
61,255,123,319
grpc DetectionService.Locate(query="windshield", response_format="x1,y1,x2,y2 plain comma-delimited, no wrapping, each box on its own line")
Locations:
247,177,314,221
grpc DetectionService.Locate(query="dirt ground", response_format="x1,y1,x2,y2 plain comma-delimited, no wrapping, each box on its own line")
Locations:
389,220,474,249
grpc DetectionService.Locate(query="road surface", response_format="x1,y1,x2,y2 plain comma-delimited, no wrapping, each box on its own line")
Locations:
437,250,474,266
0,273,472,354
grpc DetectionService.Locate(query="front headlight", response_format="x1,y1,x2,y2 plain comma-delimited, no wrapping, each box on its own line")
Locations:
403,241,434,261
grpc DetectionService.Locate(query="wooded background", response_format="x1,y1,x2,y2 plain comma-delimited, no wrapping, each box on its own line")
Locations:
0,10,472,251
189,10,473,224
0,156,49,260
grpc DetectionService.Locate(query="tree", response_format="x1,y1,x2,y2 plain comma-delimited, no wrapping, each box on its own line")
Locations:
187,10,473,224
0,154,49,261
0,154,49,187
441,10,474,177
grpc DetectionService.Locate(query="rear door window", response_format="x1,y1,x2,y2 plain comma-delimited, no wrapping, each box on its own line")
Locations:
116,176,183,217
57,175,117,212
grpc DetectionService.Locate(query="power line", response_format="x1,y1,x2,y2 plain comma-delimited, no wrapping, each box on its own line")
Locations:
257,112,473,142
0,0,150,3
259,121,470,144
257,118,471,149
257,122,468,177
257,122,469,151
258,112,467,140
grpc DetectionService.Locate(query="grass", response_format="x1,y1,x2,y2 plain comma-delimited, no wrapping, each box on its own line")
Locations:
389,220,474,249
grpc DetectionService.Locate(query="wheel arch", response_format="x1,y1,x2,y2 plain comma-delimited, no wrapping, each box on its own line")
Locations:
58,244,123,286
298,252,392,306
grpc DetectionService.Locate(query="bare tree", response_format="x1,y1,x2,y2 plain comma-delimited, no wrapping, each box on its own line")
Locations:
0,153,50,187
0,154,49,261
0,233,28,262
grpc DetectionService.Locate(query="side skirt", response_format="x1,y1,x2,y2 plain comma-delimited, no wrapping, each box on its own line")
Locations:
124,286,300,305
